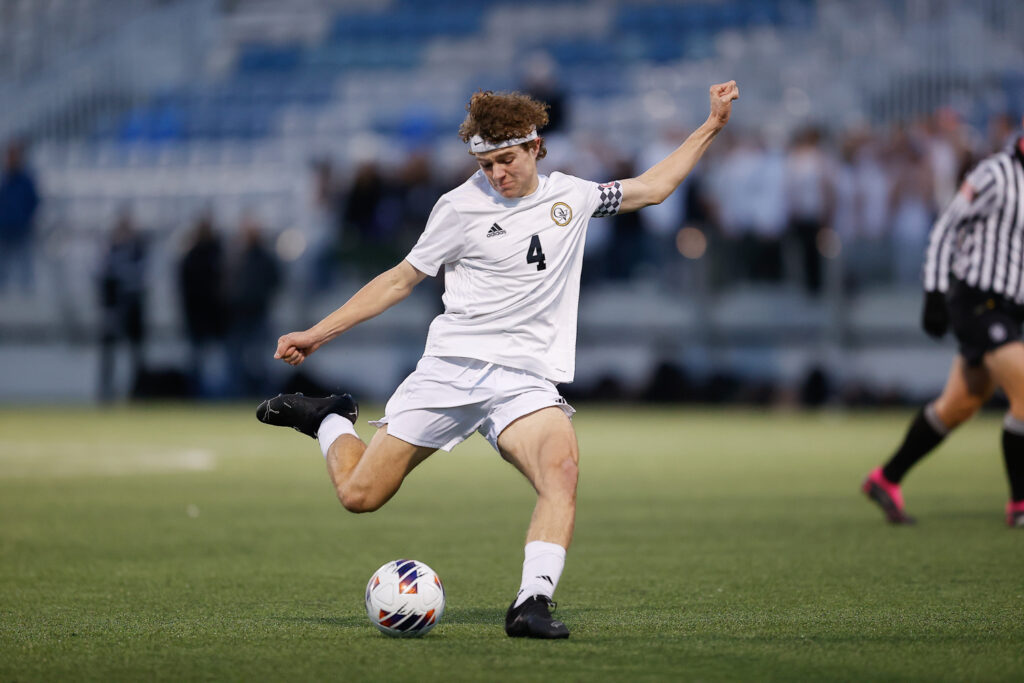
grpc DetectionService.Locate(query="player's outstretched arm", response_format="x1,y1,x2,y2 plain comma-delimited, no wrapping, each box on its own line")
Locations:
274,260,428,366
617,80,738,214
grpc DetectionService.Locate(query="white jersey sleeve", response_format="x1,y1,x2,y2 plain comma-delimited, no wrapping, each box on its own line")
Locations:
405,198,465,277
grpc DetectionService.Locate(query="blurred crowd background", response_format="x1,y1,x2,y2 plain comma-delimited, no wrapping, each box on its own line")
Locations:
1,0,1022,406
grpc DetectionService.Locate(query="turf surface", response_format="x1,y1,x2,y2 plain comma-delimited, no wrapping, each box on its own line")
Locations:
1,405,1023,681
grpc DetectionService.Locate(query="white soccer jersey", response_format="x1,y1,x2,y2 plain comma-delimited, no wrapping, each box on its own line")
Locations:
404,170,622,383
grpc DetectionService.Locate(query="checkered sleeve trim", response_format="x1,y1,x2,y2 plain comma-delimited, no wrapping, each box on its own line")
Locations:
592,181,622,217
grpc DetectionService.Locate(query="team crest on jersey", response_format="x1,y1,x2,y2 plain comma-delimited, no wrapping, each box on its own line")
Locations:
550,202,572,226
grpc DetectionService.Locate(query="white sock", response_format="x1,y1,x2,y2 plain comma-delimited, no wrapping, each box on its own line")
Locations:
317,413,357,459
513,541,566,608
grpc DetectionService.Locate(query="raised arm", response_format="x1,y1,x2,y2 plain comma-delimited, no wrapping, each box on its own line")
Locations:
275,259,428,365
617,80,738,214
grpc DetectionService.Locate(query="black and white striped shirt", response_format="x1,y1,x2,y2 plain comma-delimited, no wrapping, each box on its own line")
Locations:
924,137,1024,302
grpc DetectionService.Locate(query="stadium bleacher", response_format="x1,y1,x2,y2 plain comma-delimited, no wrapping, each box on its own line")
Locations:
1,0,1023,402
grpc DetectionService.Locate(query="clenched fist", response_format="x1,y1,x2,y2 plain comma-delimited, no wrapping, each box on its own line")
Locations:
274,329,323,366
708,80,739,129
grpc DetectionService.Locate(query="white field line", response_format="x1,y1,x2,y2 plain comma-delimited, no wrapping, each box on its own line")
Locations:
0,442,217,478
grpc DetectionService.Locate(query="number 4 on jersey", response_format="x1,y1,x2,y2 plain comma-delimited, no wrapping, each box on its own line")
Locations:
527,235,546,271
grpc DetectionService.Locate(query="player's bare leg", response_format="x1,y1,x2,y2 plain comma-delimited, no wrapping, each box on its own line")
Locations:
257,392,434,513
326,427,435,513
983,342,1024,525
497,406,578,639
498,406,579,546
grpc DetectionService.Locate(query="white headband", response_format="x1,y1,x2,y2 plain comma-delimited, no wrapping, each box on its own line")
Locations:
468,128,538,154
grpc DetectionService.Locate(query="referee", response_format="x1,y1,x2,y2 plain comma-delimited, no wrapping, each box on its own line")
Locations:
862,118,1024,526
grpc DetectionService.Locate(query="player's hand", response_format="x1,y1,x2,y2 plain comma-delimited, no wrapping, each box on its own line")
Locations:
274,330,322,366
921,291,949,339
708,80,739,129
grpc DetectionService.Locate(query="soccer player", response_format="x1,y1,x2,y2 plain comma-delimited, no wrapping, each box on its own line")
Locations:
258,81,740,637
862,118,1024,527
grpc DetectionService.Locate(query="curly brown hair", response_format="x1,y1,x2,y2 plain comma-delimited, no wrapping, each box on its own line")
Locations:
458,90,549,159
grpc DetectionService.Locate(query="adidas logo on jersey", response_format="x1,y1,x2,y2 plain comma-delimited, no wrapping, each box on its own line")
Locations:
486,223,507,238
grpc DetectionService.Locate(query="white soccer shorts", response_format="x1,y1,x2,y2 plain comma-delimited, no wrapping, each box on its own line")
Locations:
369,356,575,452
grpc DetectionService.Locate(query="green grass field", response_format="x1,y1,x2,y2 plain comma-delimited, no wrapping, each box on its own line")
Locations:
2,405,1023,682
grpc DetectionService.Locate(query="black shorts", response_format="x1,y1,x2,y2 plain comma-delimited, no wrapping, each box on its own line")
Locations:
947,280,1024,366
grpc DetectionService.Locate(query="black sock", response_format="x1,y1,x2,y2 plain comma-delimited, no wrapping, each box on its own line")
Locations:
882,405,948,484
1002,422,1024,502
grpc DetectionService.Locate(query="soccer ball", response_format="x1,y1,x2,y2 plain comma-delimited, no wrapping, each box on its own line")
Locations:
365,559,445,637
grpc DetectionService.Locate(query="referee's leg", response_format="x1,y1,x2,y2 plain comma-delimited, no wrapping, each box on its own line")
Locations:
864,355,993,523
984,341,1024,515
985,342,1024,419
932,355,994,428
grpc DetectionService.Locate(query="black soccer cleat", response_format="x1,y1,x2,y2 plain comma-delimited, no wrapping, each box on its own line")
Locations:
255,392,358,438
505,595,569,639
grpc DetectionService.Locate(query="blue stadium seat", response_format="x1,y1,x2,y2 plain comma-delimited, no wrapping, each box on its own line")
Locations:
779,0,816,29
237,43,303,74
548,39,620,67
644,36,682,64
615,2,739,61
92,0,826,147
117,109,148,142
1003,72,1024,119
740,0,782,26
115,102,184,142
329,4,483,41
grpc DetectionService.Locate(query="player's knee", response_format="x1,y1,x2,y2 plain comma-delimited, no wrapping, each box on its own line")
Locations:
1006,397,1024,423
336,483,383,514
935,405,971,429
934,397,979,428
544,452,578,495
561,453,579,484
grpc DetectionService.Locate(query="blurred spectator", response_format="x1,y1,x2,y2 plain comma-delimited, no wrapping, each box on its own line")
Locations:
833,127,892,289
987,112,1020,156
784,126,835,296
637,125,691,282
0,140,40,294
97,209,147,402
520,52,568,137
297,157,343,296
394,153,442,243
340,161,402,279
226,215,281,397
179,212,226,397
709,132,787,284
926,108,973,209
887,125,936,284
341,162,385,241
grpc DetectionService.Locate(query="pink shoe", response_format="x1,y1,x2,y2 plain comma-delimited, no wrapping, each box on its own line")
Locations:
862,467,915,524
1006,500,1024,528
